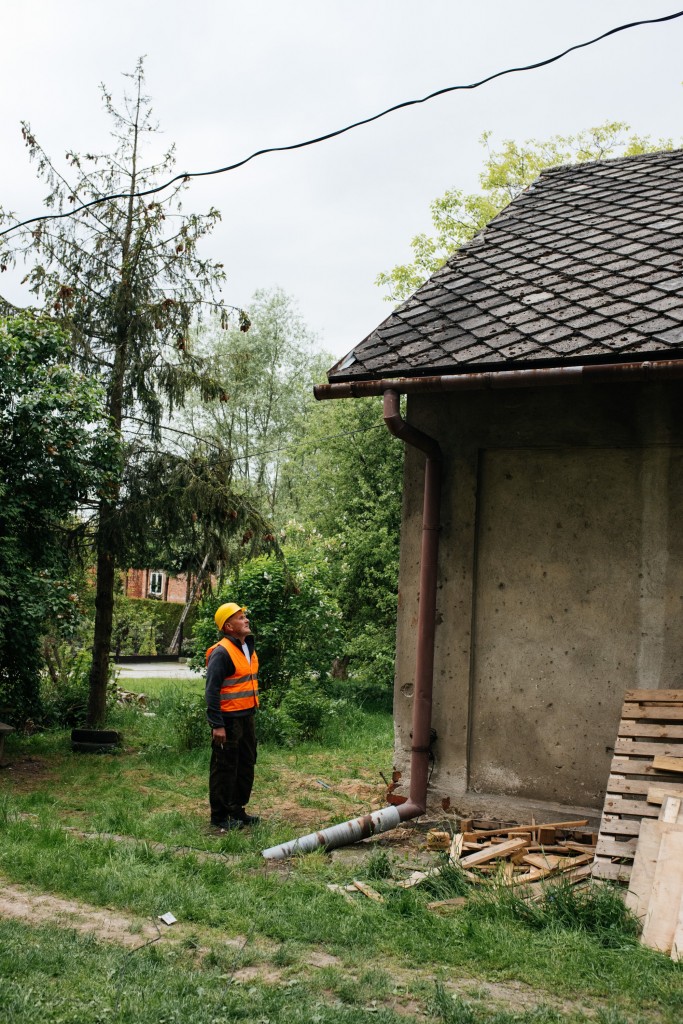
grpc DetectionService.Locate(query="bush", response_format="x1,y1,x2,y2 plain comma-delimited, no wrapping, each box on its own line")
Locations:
157,689,207,751
40,644,116,728
192,546,343,693
110,596,198,657
256,680,359,746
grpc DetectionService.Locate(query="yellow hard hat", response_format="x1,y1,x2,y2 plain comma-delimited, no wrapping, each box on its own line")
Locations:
214,602,246,631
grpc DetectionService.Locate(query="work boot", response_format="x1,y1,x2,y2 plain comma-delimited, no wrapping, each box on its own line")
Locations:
210,817,244,831
234,807,261,825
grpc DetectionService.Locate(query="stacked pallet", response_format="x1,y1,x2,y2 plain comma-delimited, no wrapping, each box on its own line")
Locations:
625,773,683,958
594,690,683,882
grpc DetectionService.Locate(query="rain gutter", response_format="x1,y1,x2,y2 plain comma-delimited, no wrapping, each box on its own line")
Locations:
261,391,442,859
312,357,683,401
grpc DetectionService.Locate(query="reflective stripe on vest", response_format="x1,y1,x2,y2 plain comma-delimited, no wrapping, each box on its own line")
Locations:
206,637,259,713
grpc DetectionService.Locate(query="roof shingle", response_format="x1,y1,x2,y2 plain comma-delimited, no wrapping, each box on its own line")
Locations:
329,150,683,382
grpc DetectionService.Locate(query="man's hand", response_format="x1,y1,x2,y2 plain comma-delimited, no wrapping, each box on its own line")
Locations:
212,727,226,743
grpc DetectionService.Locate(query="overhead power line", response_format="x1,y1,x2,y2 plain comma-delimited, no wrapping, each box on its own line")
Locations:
1,9,682,241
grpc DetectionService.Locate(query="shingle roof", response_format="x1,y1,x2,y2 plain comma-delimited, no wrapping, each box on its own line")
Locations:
329,150,683,382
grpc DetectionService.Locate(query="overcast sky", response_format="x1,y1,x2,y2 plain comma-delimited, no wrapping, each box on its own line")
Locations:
1,1,681,361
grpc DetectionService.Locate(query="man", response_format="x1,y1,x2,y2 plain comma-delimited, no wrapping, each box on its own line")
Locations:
205,602,260,831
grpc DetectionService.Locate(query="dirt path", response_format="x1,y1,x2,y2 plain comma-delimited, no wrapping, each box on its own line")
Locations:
0,878,163,948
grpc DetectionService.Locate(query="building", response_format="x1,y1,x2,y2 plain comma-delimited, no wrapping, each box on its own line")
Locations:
317,149,683,820
123,568,191,604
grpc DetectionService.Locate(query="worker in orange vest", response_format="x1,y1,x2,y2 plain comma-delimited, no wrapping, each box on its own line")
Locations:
205,602,260,830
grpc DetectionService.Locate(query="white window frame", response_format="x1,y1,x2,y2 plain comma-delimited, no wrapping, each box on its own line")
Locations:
149,571,164,598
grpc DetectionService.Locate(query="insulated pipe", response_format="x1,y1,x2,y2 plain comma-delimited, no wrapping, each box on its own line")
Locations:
313,357,683,401
262,392,443,860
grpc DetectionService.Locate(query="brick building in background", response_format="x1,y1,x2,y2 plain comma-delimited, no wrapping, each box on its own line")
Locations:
123,569,191,604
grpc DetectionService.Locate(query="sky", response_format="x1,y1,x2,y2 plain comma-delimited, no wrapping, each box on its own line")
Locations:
1,1,682,361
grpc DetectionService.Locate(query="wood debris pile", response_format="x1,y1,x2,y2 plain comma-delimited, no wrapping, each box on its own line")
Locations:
327,816,597,910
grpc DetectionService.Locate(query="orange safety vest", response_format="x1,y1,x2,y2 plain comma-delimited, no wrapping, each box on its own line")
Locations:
206,637,259,713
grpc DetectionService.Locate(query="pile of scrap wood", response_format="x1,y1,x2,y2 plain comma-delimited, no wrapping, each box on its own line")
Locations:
625,758,683,960
327,817,597,910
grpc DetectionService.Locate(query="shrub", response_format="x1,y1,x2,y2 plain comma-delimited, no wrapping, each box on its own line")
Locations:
192,546,342,694
157,689,207,751
110,597,198,657
256,681,352,746
40,645,116,728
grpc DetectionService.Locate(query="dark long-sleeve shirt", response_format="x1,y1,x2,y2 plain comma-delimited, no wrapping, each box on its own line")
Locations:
205,634,256,727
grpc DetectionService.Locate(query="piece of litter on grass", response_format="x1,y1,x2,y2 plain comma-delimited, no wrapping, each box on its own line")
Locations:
158,912,177,925
315,780,331,789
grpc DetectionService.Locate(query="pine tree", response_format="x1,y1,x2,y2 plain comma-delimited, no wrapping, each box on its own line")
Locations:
0,61,255,724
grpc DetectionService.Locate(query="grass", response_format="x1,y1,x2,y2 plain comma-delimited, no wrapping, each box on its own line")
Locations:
1,681,682,1023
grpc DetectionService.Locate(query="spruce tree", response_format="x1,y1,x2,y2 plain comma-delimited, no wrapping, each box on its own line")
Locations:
1,61,256,724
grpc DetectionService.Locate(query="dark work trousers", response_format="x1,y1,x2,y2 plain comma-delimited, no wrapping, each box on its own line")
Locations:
209,714,257,822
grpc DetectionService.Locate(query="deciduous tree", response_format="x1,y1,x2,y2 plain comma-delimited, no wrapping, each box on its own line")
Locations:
0,314,117,723
376,122,673,303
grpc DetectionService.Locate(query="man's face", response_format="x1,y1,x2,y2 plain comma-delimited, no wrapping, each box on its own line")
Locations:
225,610,251,641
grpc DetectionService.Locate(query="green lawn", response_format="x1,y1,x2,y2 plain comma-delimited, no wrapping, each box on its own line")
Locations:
1,688,681,1023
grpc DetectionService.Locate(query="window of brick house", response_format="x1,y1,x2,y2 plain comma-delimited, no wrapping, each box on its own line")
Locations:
149,571,164,598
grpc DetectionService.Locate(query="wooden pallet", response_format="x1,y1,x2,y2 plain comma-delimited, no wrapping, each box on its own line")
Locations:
593,690,683,882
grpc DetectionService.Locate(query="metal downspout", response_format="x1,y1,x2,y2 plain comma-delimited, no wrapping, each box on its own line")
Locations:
261,390,442,859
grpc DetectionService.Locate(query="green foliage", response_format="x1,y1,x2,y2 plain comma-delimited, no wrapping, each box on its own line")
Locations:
0,314,116,724
110,596,197,657
186,288,331,519
377,123,676,303
257,679,351,746
282,397,403,708
192,546,343,693
156,689,207,751
472,878,640,945
0,62,261,725
39,648,92,728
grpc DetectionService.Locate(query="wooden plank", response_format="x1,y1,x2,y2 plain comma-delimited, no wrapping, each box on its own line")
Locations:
661,796,683,823
596,836,638,859
672,899,683,962
592,857,632,882
352,880,385,903
523,852,594,872
608,775,683,797
615,738,683,757
608,756,661,775
460,819,588,841
426,896,468,912
653,754,683,773
607,775,658,796
449,833,464,863
621,704,683,721
625,690,683,702
625,819,683,921
458,837,529,867
603,796,660,818
599,814,642,837
647,786,683,806
641,828,683,954
619,722,683,739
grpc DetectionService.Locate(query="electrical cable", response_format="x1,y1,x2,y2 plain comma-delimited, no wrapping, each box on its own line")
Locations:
1,9,681,241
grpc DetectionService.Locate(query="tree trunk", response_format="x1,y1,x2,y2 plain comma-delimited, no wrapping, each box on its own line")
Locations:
86,505,117,726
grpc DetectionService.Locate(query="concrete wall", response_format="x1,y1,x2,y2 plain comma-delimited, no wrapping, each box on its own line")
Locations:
392,381,683,820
